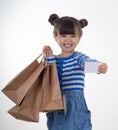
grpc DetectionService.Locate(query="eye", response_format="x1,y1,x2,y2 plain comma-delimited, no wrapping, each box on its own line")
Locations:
61,34,66,37
71,34,76,37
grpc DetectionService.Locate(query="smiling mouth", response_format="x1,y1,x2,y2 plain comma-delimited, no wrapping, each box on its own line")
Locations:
64,43,73,48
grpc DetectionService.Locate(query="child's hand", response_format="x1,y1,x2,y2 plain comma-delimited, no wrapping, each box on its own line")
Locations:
43,45,53,57
98,63,108,74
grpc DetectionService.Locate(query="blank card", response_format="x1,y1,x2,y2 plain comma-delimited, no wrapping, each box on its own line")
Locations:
85,62,101,73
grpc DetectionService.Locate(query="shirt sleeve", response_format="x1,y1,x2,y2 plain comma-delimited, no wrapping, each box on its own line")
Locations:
77,52,101,68
45,55,56,64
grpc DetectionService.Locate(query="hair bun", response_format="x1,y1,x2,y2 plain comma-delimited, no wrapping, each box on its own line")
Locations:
79,19,88,28
48,14,59,25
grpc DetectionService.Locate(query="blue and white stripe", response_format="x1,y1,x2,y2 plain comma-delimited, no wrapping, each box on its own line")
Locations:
46,51,99,91
45,56,56,64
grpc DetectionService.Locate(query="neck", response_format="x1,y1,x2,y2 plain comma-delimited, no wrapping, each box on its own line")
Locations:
59,51,75,58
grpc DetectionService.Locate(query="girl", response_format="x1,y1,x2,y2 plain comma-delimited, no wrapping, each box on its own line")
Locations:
43,14,108,130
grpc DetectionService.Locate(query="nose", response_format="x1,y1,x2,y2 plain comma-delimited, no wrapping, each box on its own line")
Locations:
65,36,71,42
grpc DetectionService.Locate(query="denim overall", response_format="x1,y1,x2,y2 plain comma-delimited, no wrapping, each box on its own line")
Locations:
46,90,92,130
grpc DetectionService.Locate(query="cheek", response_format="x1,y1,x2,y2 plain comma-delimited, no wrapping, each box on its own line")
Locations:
58,39,64,45
75,38,80,44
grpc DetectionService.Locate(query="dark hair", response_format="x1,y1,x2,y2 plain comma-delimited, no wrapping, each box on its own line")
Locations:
48,14,88,37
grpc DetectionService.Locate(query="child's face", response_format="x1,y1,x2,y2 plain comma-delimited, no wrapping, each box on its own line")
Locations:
54,29,80,54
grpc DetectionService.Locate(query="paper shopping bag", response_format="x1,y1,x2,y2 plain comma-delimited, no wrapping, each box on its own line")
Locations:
2,54,45,105
40,63,64,112
8,63,64,122
8,72,44,122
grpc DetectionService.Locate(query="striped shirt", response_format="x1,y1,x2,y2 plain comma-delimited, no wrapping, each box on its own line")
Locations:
46,51,99,92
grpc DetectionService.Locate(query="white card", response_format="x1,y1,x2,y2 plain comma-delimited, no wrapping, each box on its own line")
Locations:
85,62,101,73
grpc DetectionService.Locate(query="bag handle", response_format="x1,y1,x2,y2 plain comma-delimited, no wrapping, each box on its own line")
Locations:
36,53,47,66
36,52,46,59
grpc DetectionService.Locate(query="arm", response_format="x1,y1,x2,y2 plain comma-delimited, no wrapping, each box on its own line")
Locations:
77,52,108,74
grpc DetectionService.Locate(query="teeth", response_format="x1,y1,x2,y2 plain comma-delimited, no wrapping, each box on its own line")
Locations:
64,44,72,48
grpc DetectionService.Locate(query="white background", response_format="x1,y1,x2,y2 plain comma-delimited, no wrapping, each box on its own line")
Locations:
0,0,118,130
